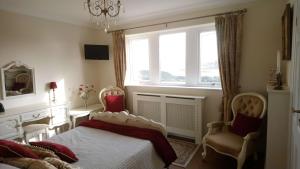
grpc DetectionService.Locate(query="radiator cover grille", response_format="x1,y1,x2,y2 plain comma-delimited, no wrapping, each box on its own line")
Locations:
133,92,205,144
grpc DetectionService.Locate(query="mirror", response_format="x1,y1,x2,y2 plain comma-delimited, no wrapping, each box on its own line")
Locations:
1,61,35,99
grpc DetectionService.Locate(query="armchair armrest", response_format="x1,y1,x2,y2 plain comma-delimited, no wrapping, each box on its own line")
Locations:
207,121,231,128
243,132,259,141
207,121,224,128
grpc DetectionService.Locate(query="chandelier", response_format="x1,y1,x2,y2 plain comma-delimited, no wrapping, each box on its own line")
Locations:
84,0,122,32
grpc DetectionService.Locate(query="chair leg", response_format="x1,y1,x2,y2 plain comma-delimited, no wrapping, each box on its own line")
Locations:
202,142,207,159
45,128,49,139
253,152,258,161
237,154,246,169
24,134,29,144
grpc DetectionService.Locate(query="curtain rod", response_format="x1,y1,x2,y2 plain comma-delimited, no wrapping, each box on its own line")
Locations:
107,8,247,33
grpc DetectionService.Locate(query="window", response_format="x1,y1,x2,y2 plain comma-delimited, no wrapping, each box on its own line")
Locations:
159,32,186,83
199,31,220,87
127,38,150,82
125,24,221,88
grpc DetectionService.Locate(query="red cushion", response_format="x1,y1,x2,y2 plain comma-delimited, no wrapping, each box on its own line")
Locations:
29,141,78,163
105,95,124,112
0,140,38,159
12,82,26,91
230,113,262,137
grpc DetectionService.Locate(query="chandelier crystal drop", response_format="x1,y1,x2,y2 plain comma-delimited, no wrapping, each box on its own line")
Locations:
84,0,122,32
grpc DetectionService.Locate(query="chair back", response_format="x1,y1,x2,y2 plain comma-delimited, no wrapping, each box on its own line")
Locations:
99,86,125,111
16,73,30,88
231,92,267,120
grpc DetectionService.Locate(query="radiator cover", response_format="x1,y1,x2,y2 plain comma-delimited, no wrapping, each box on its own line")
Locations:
133,92,206,144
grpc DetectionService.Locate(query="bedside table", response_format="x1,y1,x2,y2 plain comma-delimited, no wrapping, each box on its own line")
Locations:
69,104,103,128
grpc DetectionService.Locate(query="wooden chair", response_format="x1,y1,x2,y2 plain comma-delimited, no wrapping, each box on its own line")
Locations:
202,92,267,169
99,86,126,112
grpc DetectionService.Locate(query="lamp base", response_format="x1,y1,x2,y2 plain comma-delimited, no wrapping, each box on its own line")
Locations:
273,72,283,90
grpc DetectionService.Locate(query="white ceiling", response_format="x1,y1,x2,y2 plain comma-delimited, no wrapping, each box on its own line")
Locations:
0,0,253,28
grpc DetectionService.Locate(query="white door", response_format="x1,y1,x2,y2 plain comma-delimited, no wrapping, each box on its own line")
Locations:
291,0,300,168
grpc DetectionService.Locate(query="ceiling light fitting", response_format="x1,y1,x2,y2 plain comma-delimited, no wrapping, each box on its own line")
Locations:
84,0,122,32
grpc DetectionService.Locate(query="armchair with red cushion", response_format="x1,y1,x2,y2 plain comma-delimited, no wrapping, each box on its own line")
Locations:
99,86,127,113
202,92,267,169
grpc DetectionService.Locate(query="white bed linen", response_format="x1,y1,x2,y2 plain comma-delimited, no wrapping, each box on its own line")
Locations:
49,126,165,169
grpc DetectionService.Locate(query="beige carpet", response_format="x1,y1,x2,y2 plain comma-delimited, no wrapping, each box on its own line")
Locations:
168,138,200,168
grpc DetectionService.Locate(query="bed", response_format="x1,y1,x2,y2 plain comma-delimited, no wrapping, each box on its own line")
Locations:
1,112,176,169
49,126,165,169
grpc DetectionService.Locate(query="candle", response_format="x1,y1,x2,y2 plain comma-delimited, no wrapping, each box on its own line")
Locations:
276,50,281,73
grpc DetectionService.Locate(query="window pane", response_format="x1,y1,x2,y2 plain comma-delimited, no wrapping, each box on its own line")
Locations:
128,39,150,81
159,32,186,83
199,31,220,86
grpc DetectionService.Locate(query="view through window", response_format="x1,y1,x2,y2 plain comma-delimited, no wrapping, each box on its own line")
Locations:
125,24,221,88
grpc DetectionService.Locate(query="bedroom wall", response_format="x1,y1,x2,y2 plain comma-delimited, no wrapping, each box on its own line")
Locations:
0,10,112,109
98,0,287,135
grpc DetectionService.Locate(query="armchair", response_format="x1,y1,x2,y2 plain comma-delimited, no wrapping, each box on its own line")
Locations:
15,73,31,94
202,92,267,169
99,86,127,112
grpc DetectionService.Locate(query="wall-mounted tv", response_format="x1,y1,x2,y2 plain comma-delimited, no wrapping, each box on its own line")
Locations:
84,44,109,60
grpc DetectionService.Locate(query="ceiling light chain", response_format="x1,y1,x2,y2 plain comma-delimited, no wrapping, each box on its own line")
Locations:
84,0,122,32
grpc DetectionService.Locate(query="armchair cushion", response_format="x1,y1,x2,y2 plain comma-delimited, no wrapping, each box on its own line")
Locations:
231,113,262,137
105,95,124,112
206,132,243,157
12,82,26,91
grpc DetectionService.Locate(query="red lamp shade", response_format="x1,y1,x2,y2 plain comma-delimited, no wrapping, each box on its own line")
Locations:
49,82,57,90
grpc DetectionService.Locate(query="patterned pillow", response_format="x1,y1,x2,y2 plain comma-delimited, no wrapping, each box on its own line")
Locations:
0,140,38,159
44,157,79,169
0,157,57,169
29,141,78,163
24,145,59,159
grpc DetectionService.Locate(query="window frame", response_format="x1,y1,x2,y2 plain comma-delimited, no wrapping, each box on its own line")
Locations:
125,23,221,89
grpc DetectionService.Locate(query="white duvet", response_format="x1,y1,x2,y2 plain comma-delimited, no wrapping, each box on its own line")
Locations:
49,126,165,169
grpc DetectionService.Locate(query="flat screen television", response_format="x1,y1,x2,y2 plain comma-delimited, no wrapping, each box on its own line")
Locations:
84,44,109,60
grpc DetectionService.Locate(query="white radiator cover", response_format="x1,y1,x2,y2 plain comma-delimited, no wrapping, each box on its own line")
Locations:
133,92,206,144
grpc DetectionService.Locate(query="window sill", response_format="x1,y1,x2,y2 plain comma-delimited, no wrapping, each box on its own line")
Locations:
125,84,222,91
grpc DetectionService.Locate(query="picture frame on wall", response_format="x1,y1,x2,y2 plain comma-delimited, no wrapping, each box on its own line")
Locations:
282,3,293,60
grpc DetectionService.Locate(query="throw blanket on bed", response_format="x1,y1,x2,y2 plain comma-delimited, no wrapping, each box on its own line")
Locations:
0,145,78,169
79,119,177,167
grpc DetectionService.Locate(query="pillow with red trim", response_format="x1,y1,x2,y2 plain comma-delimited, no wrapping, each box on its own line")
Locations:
0,140,38,159
105,95,124,112
230,113,262,137
29,141,78,163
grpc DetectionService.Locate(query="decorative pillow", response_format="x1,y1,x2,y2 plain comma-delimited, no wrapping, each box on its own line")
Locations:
0,140,38,159
105,95,124,112
24,145,59,159
127,114,167,137
92,111,129,125
44,157,79,169
29,141,78,163
230,113,262,137
0,157,57,169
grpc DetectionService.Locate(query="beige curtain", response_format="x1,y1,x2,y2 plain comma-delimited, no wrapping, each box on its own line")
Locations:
112,30,126,89
215,14,243,121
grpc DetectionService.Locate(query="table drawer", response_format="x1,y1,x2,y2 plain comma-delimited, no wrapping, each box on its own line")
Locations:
0,116,21,139
51,105,68,126
21,109,50,122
